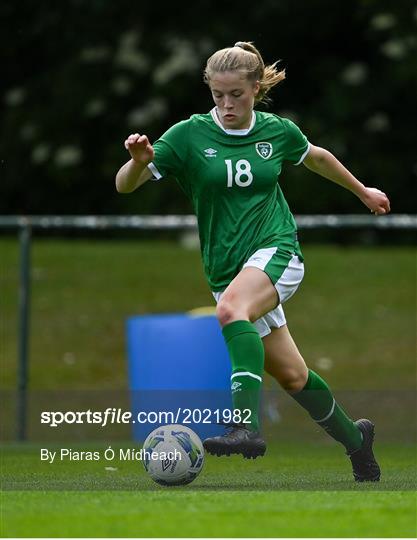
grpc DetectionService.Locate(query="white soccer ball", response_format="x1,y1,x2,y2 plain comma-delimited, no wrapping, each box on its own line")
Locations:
142,424,204,486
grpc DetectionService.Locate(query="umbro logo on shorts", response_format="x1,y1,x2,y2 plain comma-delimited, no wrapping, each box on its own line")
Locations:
204,148,217,158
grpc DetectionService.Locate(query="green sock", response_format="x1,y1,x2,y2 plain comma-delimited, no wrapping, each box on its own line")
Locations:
222,320,264,432
291,369,362,452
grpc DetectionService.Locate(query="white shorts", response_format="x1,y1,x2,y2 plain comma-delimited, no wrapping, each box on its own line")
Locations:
212,249,305,338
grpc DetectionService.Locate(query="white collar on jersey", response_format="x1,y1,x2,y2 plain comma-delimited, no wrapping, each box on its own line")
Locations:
210,107,256,135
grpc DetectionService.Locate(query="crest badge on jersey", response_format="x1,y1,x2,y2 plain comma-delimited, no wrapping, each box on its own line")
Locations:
255,142,273,159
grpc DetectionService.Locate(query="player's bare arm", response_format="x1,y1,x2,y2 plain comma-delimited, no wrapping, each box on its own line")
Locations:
115,133,154,193
303,144,391,215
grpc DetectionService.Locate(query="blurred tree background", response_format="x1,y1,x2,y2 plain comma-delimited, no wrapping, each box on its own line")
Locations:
1,0,416,216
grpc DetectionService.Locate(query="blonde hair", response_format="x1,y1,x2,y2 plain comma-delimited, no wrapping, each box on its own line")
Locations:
203,41,285,104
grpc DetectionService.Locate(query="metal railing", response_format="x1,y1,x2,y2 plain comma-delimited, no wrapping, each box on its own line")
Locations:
0,213,416,230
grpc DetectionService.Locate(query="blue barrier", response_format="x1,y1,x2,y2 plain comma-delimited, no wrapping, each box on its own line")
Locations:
126,313,232,441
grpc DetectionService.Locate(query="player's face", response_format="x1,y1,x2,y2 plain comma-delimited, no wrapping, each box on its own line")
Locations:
209,71,259,130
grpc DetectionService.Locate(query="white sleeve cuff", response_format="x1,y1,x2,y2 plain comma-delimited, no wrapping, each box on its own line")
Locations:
293,142,311,166
148,162,163,181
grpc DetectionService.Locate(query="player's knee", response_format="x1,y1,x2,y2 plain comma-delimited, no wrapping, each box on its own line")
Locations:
216,299,235,327
216,297,245,327
278,368,308,393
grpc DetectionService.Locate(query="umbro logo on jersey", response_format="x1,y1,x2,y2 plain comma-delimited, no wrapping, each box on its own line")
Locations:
204,148,217,158
231,381,242,391
255,142,273,159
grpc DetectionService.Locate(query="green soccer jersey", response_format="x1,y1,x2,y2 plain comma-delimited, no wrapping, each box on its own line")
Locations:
148,108,310,292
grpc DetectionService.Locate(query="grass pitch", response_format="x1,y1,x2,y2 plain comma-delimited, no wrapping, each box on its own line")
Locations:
3,490,415,538
1,441,416,537
1,238,416,537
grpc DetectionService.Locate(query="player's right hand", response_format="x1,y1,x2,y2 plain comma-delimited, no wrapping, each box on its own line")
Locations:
360,187,391,215
124,133,155,164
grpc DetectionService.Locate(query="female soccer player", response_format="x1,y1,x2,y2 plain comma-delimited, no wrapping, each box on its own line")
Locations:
115,41,390,481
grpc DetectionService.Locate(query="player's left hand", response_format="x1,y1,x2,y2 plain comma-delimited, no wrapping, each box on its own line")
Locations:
360,187,391,215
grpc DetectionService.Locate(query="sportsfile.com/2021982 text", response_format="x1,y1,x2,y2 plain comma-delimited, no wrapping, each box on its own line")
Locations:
40,407,252,427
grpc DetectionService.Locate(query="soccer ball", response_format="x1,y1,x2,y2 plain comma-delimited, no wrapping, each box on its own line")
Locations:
142,424,204,486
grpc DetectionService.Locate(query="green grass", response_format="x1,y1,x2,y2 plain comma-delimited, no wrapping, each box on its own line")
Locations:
1,441,416,537
1,238,415,390
1,238,416,537
2,490,415,538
